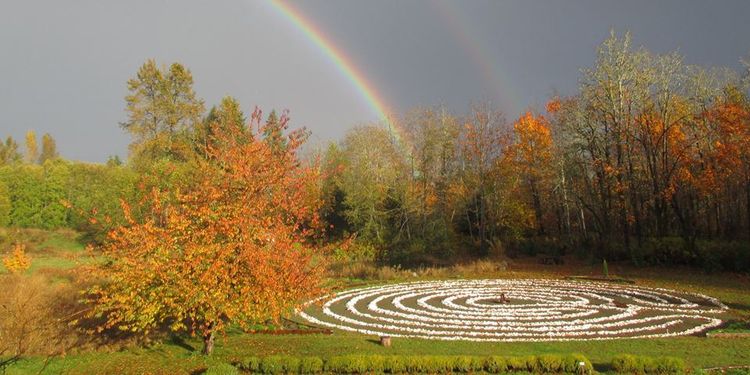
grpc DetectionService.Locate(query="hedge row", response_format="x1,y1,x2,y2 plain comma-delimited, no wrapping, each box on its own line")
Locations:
236,354,593,374
611,355,686,374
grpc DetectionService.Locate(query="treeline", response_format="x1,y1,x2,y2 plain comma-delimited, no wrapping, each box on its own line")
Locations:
0,60,302,242
1,32,749,271
320,32,750,271
0,132,135,235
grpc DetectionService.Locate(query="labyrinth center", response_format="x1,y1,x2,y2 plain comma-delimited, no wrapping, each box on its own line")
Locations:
298,279,727,341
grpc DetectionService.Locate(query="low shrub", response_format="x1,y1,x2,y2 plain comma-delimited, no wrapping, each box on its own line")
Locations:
565,353,593,373
299,356,323,374
325,355,385,373
241,353,594,374
484,356,508,373
0,274,78,366
423,355,453,373
451,355,474,372
469,355,486,371
538,354,564,372
634,237,750,273
524,355,540,372
259,355,299,374
638,356,658,373
656,357,687,374
204,362,239,375
612,354,687,374
506,355,529,372
612,354,639,373
362,355,385,373
403,355,429,373
383,355,407,373
238,357,261,372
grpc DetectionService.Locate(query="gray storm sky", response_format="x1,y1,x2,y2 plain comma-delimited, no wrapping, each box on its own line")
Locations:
1,0,749,162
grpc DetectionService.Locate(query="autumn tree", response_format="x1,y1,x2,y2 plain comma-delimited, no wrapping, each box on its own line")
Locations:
122,60,205,167
85,107,324,354
460,104,508,255
0,137,21,165
401,107,461,253
506,111,554,235
38,133,59,164
335,125,407,254
702,88,750,239
546,30,666,257
25,131,38,164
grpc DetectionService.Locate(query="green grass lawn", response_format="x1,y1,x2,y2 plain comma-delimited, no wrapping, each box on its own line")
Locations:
7,332,750,374
3,230,750,374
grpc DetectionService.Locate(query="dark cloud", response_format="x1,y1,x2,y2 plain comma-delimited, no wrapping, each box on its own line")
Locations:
1,0,749,162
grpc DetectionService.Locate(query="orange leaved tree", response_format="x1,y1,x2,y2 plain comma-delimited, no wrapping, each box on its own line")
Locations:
506,111,554,235
85,108,324,354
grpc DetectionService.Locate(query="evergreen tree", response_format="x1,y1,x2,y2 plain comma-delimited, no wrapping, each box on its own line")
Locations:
262,110,288,154
106,155,123,167
196,96,247,156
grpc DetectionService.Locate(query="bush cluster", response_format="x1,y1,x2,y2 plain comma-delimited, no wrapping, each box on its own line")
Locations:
237,353,592,374
616,237,750,272
204,362,240,375
611,354,687,374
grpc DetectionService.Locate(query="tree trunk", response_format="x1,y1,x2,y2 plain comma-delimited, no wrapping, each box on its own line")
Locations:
530,180,545,236
202,324,216,355
479,191,487,256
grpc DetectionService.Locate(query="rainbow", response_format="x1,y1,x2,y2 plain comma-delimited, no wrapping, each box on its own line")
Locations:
431,1,519,112
266,0,408,148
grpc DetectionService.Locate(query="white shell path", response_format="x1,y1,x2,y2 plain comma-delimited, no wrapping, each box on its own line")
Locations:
298,279,727,342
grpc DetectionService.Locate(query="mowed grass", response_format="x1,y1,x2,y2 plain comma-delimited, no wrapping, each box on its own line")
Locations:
3,230,750,373
8,333,750,374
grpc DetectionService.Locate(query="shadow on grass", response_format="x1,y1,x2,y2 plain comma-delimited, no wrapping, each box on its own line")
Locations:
594,362,614,373
727,303,750,312
168,334,196,353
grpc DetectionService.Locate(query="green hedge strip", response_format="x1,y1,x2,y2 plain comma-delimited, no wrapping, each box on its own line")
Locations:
237,353,593,374
611,354,686,374
205,362,240,375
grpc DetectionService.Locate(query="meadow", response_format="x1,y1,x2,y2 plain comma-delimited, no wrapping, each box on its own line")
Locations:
3,229,749,374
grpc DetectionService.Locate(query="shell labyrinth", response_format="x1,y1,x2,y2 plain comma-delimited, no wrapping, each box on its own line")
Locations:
298,279,727,341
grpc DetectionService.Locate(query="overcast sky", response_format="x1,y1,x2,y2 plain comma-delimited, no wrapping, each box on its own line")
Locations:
2,0,749,162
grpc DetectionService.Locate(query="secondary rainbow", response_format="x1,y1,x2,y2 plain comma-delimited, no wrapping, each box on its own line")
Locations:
267,0,407,146
431,1,520,112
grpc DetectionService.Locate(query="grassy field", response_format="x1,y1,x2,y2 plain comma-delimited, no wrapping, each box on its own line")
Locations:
2,229,750,374
0,228,87,275
7,334,750,374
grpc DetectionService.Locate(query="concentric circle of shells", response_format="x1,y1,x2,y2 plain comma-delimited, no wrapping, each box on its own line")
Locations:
298,279,727,341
